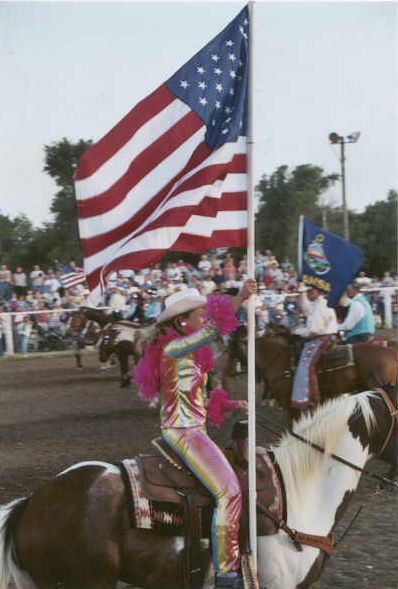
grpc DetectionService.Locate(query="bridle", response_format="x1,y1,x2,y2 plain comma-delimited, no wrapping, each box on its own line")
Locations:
375,387,398,455
289,388,398,487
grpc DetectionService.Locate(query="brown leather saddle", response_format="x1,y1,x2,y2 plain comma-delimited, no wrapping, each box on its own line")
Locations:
118,422,286,535
136,438,212,508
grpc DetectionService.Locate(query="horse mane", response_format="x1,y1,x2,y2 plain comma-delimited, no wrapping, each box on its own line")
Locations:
273,391,379,492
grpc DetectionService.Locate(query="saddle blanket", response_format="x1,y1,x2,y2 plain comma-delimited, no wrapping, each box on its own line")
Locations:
117,458,191,532
117,448,286,536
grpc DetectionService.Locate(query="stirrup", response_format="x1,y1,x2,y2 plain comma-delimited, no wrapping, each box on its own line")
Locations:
215,572,244,589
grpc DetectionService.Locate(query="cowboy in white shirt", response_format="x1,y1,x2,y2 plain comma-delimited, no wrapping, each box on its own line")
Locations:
291,285,338,410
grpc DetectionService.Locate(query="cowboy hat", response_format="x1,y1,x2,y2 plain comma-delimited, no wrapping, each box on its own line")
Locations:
157,288,206,324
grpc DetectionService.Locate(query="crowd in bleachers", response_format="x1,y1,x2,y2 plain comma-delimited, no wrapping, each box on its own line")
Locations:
0,251,397,356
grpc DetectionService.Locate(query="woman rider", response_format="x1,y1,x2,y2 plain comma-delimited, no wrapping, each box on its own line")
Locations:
134,279,257,589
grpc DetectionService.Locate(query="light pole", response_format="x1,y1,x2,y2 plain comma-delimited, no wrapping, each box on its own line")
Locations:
329,131,361,241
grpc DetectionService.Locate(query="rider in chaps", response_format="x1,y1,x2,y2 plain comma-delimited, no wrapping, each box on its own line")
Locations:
134,279,257,589
291,284,338,410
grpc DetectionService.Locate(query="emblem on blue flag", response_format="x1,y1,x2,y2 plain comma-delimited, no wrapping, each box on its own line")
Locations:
304,233,331,275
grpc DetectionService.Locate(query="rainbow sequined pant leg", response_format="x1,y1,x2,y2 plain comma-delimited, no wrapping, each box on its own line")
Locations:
162,427,242,573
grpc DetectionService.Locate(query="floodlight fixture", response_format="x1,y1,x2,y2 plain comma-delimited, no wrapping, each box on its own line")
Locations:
328,130,361,240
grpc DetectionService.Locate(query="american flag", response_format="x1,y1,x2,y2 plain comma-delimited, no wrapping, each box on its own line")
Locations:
75,5,249,303
56,263,87,290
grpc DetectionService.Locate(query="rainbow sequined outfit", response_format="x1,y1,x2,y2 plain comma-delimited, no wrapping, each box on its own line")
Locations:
134,295,242,573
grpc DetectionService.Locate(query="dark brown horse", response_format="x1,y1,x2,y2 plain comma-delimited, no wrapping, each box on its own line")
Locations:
0,389,396,589
254,331,397,420
68,309,102,368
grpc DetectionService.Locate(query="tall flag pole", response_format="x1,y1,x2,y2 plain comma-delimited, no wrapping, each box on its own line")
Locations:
246,0,258,572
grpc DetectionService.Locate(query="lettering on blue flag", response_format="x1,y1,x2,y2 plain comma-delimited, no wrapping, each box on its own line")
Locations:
299,218,364,307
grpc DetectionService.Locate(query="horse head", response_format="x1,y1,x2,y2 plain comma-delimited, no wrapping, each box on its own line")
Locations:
257,389,397,589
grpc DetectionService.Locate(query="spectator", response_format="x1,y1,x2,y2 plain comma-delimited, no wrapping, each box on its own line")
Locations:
382,271,394,286
201,274,217,295
198,254,212,276
14,310,33,356
212,267,226,289
13,266,27,297
281,256,295,273
283,287,299,328
0,303,7,356
266,287,285,324
43,269,61,294
223,254,237,281
9,292,20,312
355,270,372,287
0,264,13,302
107,286,127,319
145,289,163,320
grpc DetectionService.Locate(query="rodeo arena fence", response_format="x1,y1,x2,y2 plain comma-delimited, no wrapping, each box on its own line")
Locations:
1,286,397,357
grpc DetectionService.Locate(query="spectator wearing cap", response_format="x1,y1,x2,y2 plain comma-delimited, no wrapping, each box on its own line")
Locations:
291,284,338,410
145,289,162,320
337,282,375,343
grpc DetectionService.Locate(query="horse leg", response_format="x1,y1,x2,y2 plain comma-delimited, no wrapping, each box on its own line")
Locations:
74,340,83,369
118,352,131,387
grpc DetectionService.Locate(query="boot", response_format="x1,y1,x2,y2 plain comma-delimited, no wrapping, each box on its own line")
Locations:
215,571,244,589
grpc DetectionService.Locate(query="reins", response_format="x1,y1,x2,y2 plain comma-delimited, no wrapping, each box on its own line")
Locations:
257,389,398,489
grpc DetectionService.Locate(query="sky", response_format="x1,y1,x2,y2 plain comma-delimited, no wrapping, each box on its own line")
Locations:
1,0,397,228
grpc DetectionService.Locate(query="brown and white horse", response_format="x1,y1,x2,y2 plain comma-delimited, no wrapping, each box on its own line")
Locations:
0,389,396,589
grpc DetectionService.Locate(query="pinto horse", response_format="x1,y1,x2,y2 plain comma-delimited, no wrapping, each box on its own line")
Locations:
0,389,396,589
97,320,157,386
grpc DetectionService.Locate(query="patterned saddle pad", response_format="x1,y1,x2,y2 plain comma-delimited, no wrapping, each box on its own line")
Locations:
117,438,286,536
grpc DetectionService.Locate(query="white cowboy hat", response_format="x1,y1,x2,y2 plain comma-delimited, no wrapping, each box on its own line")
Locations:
157,288,206,324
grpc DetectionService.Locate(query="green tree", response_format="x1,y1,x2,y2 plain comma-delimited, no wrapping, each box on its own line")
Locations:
351,189,397,276
255,164,338,260
0,213,36,269
43,137,93,264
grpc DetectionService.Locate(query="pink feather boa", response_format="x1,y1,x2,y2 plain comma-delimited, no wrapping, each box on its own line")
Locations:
206,294,240,335
133,327,214,401
133,294,239,402
207,388,239,427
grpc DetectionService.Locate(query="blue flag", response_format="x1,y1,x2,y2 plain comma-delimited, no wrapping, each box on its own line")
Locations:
299,218,364,307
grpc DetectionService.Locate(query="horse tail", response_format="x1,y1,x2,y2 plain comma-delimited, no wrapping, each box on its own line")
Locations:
0,497,29,589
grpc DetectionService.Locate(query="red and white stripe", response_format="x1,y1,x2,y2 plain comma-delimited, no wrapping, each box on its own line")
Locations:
75,85,247,304
61,271,87,290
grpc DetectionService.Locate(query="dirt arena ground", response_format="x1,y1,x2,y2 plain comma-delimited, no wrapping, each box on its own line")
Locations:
1,349,397,589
